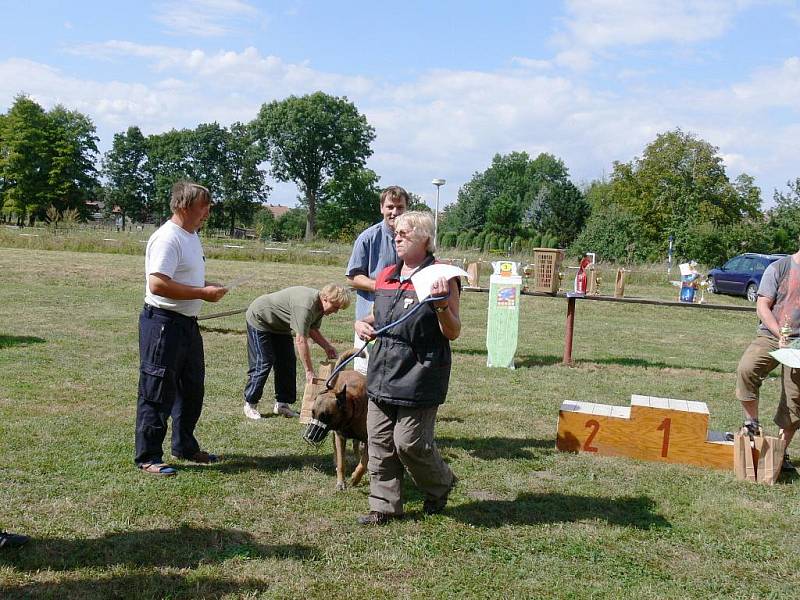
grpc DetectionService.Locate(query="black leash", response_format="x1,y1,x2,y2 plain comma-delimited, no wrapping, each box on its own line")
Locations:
323,293,449,389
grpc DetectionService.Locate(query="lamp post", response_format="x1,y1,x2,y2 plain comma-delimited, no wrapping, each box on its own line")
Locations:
431,178,445,246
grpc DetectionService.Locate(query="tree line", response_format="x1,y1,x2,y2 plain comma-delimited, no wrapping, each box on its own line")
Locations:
3,91,800,265
0,92,382,240
439,129,800,266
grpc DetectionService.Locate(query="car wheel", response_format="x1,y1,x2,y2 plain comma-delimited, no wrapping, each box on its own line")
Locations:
746,283,758,303
707,277,717,294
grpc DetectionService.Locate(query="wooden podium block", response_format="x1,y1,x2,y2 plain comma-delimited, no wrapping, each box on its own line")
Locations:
556,394,733,470
299,361,333,424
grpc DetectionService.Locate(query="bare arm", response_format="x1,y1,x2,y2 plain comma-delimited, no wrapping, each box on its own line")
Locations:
431,277,461,341
347,274,376,293
148,273,227,302
309,328,337,359
756,295,781,340
294,333,315,383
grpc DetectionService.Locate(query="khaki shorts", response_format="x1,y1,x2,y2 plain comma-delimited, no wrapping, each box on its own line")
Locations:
735,335,779,404
775,366,800,430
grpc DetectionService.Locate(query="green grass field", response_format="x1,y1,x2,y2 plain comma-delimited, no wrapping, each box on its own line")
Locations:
1,246,799,599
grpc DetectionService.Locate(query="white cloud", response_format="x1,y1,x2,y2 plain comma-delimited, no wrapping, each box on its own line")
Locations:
67,42,375,97
560,0,748,49
511,57,553,70
152,0,263,37
4,33,800,207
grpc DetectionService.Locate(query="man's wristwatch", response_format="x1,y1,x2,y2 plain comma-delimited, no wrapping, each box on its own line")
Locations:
434,304,448,313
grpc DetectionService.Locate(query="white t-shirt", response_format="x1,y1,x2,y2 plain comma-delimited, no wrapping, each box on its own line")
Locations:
144,220,205,317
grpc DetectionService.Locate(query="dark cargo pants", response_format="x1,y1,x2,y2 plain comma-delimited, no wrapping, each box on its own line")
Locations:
134,304,205,465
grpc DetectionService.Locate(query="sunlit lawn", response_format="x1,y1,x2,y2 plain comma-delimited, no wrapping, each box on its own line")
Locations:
1,247,798,599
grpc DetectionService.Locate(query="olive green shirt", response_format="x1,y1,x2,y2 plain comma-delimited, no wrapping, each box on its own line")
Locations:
246,287,323,336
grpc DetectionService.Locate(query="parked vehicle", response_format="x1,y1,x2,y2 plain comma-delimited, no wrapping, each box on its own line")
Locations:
707,253,787,302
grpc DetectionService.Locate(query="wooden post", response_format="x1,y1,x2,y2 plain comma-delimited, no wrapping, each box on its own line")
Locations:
563,296,576,365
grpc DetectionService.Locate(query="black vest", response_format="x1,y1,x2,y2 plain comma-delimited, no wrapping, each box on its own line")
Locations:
367,255,452,407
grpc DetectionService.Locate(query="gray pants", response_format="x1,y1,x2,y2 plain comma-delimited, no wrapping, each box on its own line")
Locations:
366,399,454,515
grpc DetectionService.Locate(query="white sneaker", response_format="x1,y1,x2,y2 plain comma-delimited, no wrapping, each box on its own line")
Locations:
274,402,299,418
243,402,261,420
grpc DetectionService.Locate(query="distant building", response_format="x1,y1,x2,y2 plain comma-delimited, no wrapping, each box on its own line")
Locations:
266,204,290,219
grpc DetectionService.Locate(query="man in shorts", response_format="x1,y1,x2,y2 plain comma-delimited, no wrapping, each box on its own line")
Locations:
735,248,800,470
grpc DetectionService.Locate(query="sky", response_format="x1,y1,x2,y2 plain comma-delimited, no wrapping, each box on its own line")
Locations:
3,0,800,210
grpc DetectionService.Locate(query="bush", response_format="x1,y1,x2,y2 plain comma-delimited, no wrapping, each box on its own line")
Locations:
570,205,658,262
275,208,307,241
682,220,777,266
440,231,458,248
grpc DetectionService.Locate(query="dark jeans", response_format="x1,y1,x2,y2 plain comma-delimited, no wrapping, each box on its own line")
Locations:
135,305,205,465
243,324,296,405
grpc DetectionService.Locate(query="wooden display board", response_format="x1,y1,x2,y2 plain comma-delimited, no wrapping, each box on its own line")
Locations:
299,361,333,424
556,394,733,470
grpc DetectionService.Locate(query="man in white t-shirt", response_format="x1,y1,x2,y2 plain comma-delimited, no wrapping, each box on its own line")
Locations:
134,181,228,476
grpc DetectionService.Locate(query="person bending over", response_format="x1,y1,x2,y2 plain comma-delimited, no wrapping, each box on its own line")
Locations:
243,284,350,419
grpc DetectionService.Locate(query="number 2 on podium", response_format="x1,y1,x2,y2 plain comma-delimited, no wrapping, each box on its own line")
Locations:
584,417,672,457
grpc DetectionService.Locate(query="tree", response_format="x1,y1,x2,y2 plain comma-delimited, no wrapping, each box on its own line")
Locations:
570,204,657,263
253,206,278,240
530,180,590,247
275,207,308,241
443,151,532,233
217,122,270,235
609,129,762,256
47,105,100,219
406,192,431,212
485,194,522,236
145,129,193,223
252,92,375,240
103,126,151,228
766,178,800,253
441,151,587,245
187,122,269,234
316,167,381,241
0,96,52,224
1,97,100,225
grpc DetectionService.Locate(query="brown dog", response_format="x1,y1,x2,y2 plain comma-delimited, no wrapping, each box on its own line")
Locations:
307,349,368,491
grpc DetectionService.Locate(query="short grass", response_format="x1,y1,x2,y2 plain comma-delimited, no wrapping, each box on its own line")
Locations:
1,247,798,599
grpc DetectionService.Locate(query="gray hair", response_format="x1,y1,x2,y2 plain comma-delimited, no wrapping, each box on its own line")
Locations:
395,211,435,253
170,181,212,212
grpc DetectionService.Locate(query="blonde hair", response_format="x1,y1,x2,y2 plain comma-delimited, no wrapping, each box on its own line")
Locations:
170,180,212,212
395,211,435,253
320,284,351,309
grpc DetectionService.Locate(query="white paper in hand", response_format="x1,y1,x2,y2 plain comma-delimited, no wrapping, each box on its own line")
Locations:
770,348,800,368
410,264,469,302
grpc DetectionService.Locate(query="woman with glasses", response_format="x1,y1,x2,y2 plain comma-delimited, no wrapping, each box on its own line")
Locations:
353,211,461,525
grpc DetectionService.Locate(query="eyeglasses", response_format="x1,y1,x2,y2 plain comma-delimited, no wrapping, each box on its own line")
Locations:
395,228,414,239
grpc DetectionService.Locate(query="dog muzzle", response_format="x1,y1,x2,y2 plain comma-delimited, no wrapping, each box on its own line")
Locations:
303,418,330,446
